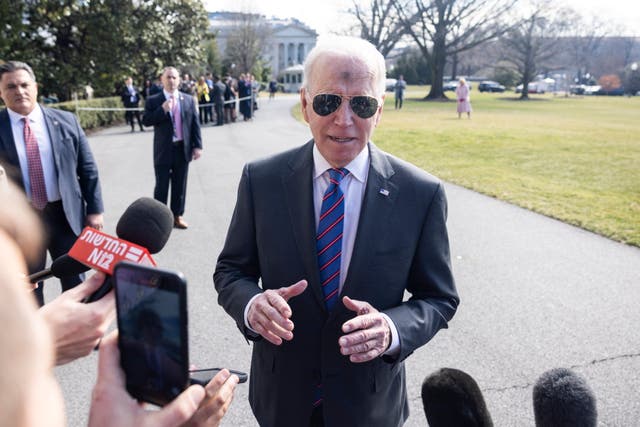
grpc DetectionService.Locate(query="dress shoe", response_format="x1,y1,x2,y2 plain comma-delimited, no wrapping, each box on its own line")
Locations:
173,216,188,229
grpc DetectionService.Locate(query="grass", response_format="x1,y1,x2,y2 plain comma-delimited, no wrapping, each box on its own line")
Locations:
292,87,640,247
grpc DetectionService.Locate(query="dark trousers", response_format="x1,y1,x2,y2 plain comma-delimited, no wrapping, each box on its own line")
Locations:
199,104,213,124
32,201,83,306
214,103,224,125
125,110,143,130
395,94,403,109
310,405,324,427
153,142,189,217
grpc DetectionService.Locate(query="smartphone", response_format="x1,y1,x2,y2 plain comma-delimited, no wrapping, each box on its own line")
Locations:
189,368,248,386
114,261,190,406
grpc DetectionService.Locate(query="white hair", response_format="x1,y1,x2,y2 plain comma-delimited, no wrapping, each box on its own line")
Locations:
303,36,386,96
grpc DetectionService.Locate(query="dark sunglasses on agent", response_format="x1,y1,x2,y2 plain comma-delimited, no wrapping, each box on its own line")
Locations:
312,93,379,119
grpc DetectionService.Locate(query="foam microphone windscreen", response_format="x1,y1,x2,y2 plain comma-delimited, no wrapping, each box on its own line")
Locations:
533,368,597,427
421,367,493,427
115,197,174,254
51,254,91,277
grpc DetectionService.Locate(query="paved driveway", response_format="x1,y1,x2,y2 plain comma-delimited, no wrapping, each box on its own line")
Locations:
54,94,640,426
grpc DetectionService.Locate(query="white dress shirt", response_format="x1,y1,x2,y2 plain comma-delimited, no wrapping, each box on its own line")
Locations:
7,105,61,202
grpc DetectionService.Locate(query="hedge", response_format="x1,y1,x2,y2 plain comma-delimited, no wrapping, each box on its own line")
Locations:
53,96,128,130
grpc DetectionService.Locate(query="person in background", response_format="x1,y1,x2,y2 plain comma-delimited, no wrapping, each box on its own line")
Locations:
120,76,144,132
223,76,237,124
237,73,252,121
456,77,472,119
179,73,196,96
195,76,212,125
212,75,225,127
394,74,406,110
269,78,278,100
214,35,458,427
143,67,202,230
0,60,104,306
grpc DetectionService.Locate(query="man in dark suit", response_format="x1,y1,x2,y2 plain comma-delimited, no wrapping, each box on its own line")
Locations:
143,66,202,230
0,61,104,306
211,75,225,127
214,37,459,426
120,76,144,132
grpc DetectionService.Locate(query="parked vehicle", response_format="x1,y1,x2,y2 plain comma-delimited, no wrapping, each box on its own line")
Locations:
478,81,506,92
385,78,397,92
443,81,457,91
515,82,546,94
444,80,472,91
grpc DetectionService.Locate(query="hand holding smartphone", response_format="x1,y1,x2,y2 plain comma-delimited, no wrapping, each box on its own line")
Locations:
114,262,247,406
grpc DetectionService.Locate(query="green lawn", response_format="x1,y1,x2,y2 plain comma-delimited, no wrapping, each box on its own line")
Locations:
291,87,640,247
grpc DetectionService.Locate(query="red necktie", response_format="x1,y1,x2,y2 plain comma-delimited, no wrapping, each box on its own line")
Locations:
22,118,48,209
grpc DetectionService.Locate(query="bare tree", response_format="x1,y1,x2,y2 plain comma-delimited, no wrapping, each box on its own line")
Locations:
499,1,571,99
350,0,408,57
564,14,607,84
392,0,517,100
224,13,271,74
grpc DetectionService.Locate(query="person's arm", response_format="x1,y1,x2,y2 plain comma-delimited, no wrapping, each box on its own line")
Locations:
38,271,115,365
339,182,459,364
72,113,104,216
88,331,206,427
142,95,170,127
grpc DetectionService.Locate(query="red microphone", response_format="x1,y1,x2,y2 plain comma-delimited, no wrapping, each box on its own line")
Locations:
68,227,156,274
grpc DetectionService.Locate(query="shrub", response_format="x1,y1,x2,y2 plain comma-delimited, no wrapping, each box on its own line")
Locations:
53,97,126,130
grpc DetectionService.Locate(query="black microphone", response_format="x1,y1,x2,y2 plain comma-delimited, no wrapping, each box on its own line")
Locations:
28,254,90,283
83,197,174,303
533,368,597,427
421,368,493,427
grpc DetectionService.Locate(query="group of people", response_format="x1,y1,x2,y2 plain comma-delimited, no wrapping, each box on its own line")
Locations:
122,71,250,131
0,33,471,427
0,61,238,427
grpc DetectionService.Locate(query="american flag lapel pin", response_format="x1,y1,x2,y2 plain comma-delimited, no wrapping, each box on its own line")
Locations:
379,188,389,196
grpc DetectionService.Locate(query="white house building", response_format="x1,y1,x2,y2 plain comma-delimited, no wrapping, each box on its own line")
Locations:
209,12,317,90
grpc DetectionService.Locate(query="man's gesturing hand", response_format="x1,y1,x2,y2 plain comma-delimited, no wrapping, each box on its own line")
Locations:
339,296,391,363
247,280,307,345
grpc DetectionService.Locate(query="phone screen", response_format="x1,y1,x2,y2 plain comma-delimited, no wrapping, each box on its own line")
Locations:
114,262,189,406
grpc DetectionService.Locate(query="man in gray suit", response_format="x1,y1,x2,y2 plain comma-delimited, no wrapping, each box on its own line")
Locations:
214,36,459,426
0,61,104,305
143,66,202,229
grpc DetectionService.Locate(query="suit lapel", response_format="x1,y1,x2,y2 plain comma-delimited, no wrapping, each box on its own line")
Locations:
42,108,63,172
342,143,398,297
283,141,327,310
0,109,20,167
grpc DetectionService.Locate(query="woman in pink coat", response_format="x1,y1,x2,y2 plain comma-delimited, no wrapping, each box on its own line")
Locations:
456,78,472,119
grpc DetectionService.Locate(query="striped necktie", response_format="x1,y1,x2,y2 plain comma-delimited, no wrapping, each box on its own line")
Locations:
22,118,48,209
316,168,349,310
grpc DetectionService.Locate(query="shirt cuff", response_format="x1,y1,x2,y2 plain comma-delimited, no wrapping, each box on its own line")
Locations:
243,293,262,333
380,312,400,357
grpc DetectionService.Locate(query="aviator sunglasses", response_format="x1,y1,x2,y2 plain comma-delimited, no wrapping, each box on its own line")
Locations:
312,94,379,119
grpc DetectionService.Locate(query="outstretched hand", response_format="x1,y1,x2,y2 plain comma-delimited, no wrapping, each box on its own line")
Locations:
339,296,391,363
247,280,307,345
39,271,115,365
88,331,206,427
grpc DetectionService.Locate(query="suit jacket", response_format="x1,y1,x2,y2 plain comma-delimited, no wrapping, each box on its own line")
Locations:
0,106,103,235
142,92,202,166
121,85,142,108
214,141,459,427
